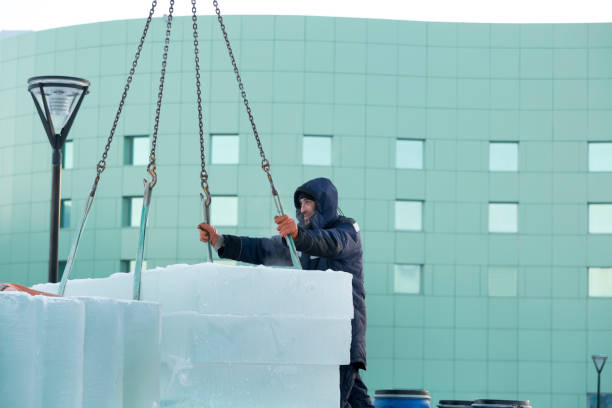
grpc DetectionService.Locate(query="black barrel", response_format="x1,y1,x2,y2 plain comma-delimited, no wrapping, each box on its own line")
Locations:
437,401,472,408
472,399,531,408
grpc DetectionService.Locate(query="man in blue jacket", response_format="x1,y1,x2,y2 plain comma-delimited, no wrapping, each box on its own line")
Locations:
198,177,374,408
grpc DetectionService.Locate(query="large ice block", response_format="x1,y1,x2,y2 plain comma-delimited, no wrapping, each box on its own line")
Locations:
0,293,41,408
0,293,161,408
79,297,125,408
33,262,354,318
37,296,85,408
160,363,340,408
123,300,161,408
162,312,351,365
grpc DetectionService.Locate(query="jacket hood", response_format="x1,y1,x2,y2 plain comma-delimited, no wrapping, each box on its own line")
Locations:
293,178,338,228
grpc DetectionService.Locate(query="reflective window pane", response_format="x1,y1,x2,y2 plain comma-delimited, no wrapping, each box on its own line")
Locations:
396,139,423,169
589,143,612,172
130,197,143,227
132,136,149,166
62,140,74,169
488,267,518,297
589,204,612,234
303,136,332,166
212,135,239,164
395,201,422,231
125,135,149,166
489,142,518,172
394,264,421,294
489,203,518,233
212,196,238,226
589,267,612,297
61,199,72,228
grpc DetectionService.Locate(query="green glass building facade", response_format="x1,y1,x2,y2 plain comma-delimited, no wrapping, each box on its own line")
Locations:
1,16,612,407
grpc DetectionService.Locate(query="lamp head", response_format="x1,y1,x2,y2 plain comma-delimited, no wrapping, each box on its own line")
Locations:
593,354,608,373
27,76,89,147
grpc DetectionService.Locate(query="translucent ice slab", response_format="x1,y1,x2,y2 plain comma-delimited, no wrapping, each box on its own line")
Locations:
161,312,351,365
160,362,340,408
33,262,354,319
0,293,161,408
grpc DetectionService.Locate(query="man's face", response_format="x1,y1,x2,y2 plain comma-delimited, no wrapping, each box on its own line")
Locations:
299,197,316,225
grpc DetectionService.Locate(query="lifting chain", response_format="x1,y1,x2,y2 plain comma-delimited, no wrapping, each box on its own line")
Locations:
147,0,175,188
212,0,301,269
192,0,214,262
192,0,210,204
212,0,277,195
93,0,158,193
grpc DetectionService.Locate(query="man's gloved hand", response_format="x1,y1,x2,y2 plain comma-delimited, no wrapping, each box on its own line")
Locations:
275,215,298,240
197,222,220,246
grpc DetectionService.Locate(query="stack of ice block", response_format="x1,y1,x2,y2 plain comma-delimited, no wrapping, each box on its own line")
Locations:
0,292,160,408
34,263,354,407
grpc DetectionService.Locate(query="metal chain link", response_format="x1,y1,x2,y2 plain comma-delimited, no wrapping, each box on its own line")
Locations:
94,0,158,189
147,0,175,188
192,0,210,205
212,0,278,194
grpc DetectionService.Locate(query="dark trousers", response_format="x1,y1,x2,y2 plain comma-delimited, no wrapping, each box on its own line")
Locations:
340,364,375,408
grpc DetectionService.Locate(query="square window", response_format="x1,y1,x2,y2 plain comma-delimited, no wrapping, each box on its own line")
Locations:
396,139,424,169
303,135,332,165
489,203,518,233
394,264,422,294
489,142,518,172
60,199,72,228
589,142,612,172
124,135,149,166
123,196,143,227
395,200,423,231
120,260,147,273
211,134,239,164
589,204,612,234
589,267,612,297
211,195,238,226
62,140,74,169
488,267,518,296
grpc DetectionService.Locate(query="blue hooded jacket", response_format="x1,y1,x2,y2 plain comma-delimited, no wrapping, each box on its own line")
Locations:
218,177,367,368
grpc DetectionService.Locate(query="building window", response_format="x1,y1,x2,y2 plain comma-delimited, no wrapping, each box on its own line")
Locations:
489,142,518,172
589,204,612,234
60,199,72,228
62,140,74,169
394,264,422,294
211,134,239,164
120,260,147,273
124,135,149,166
488,267,518,297
589,267,612,297
489,203,518,233
211,195,238,226
396,139,424,169
303,135,332,166
589,142,612,172
123,196,143,227
395,200,423,231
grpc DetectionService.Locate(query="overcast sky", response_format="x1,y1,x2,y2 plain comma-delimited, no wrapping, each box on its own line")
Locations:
3,0,612,32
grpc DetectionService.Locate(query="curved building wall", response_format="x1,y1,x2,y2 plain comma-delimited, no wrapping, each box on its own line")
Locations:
2,16,612,407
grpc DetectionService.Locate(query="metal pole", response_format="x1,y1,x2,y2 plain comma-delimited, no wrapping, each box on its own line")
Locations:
48,148,62,283
597,370,601,408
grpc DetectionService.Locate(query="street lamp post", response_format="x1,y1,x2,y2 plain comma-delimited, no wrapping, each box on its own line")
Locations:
593,354,608,408
27,76,89,283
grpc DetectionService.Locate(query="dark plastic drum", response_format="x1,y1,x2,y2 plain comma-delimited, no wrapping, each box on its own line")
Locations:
472,399,531,408
437,400,472,408
374,390,431,408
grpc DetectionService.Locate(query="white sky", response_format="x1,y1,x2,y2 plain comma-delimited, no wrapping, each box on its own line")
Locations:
3,0,612,32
